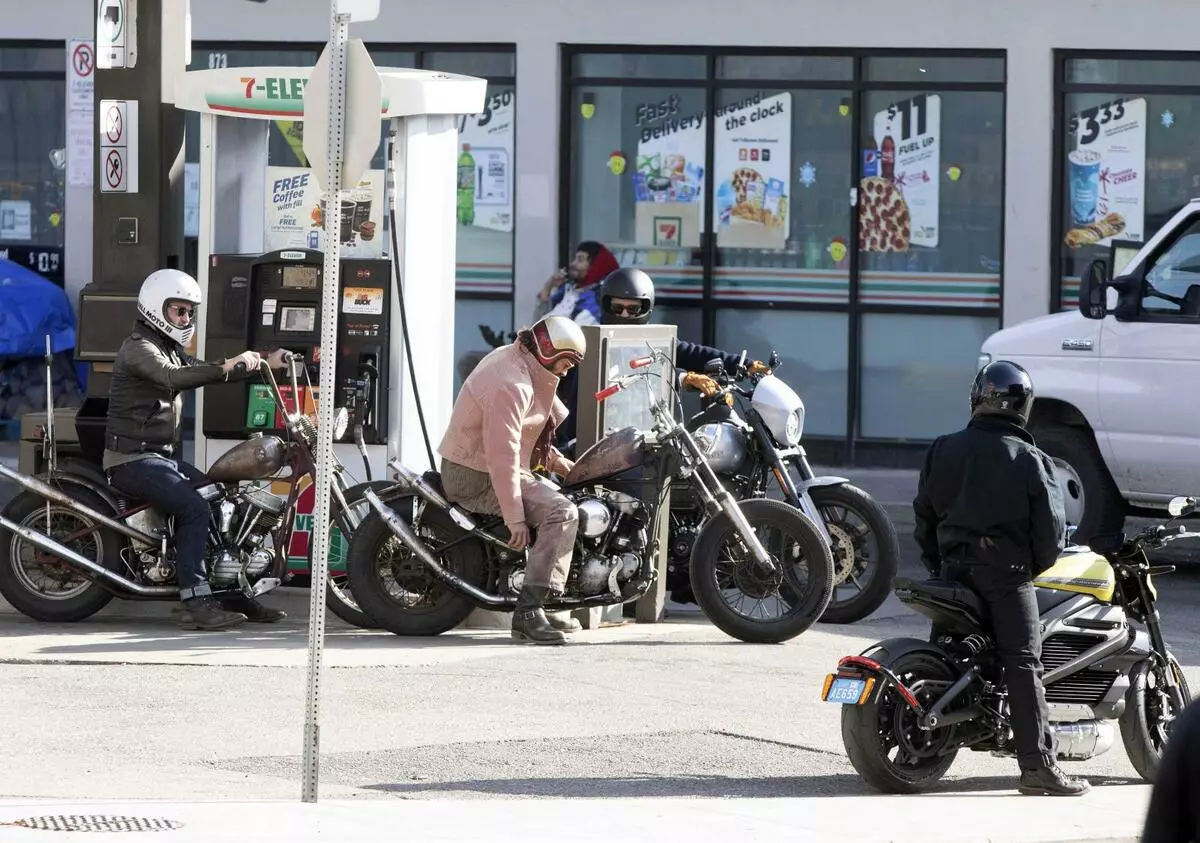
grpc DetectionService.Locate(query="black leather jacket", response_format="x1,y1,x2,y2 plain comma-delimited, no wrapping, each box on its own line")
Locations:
913,416,1067,578
104,321,231,453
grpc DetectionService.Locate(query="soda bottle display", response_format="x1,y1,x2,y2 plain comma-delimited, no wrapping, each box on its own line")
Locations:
881,129,896,183
457,144,476,226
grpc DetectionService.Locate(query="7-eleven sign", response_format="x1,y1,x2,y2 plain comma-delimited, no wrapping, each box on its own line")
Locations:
654,216,682,247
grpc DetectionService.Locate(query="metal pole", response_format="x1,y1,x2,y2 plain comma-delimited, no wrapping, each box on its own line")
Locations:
301,3,350,805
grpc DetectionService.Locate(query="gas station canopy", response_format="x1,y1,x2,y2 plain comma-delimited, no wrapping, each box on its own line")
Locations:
173,65,486,120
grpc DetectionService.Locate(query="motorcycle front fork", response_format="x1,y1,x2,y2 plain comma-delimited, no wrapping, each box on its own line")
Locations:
758,432,832,545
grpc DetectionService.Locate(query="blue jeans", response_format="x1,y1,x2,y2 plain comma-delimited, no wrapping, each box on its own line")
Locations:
109,456,213,601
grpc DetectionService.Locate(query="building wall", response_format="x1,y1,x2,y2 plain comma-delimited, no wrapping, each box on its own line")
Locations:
9,0,1200,456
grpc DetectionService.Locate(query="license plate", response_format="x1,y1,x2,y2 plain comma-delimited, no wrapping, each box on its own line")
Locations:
823,674,869,705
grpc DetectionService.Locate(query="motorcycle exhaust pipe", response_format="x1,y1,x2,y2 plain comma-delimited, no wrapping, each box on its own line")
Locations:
1052,720,1115,761
0,514,178,598
363,489,514,609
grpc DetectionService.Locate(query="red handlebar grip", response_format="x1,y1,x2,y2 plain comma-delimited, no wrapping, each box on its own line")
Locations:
595,384,621,401
630,356,653,369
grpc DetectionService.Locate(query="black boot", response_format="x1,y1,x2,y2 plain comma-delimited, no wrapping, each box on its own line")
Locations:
512,585,567,645
1018,762,1091,796
219,592,287,623
178,596,247,631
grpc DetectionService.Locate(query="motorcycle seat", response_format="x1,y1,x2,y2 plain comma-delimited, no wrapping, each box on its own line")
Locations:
421,470,501,525
894,576,990,622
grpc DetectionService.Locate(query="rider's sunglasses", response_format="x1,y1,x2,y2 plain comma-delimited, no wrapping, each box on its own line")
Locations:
610,302,645,317
168,304,194,319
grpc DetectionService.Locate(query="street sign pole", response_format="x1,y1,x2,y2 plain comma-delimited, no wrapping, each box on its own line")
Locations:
301,3,349,806
299,0,382,805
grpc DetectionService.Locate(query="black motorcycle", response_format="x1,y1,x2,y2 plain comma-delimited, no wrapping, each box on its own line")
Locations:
345,348,837,644
668,351,901,624
823,498,1196,792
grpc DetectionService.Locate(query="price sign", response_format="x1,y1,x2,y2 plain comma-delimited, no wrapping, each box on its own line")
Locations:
872,93,942,248
1064,97,1146,247
0,246,66,287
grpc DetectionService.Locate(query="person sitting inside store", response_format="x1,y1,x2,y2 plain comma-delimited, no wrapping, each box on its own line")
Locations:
535,240,621,325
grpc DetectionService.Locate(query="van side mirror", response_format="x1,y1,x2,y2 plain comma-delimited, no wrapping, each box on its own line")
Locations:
1077,258,1110,320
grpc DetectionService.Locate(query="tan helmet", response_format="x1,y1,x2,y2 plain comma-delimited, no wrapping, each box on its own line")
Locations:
528,315,587,369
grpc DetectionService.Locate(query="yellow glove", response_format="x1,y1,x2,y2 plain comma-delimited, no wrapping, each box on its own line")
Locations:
682,371,721,397
748,360,771,376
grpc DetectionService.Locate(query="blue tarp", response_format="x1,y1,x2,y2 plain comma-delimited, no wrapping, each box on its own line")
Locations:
0,258,77,359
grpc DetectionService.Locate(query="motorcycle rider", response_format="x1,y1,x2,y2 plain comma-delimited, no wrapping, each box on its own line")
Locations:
555,266,772,451
912,360,1090,797
437,315,586,646
104,269,291,631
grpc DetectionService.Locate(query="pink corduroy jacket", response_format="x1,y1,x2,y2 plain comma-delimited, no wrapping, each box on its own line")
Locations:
438,341,571,526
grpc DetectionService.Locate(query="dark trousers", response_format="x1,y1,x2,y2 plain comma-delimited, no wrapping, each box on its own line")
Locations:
109,456,212,601
941,563,1055,770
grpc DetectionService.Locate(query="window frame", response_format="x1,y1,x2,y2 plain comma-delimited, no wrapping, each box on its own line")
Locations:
1114,211,1200,324
1052,49,1200,314
561,45,1006,458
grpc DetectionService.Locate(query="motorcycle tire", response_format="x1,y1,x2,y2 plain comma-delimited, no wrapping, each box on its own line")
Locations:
811,484,901,625
344,497,484,636
1119,655,1193,783
841,648,959,793
324,480,398,630
0,487,125,623
689,498,833,644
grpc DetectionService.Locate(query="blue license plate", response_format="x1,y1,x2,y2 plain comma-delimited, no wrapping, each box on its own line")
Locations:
823,675,868,705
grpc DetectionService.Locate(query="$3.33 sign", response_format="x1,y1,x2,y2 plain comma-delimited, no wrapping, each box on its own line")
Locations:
1069,98,1129,146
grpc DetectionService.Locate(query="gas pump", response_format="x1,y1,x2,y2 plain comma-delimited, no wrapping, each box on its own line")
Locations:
169,64,485,579
200,248,390,448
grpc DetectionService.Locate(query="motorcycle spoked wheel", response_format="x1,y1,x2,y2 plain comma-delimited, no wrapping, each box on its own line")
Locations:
689,498,834,644
841,651,961,794
344,496,485,636
1120,654,1193,783
0,488,126,622
809,484,901,625
323,481,400,630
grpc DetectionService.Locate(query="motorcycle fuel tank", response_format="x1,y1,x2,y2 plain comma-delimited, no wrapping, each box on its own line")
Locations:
692,421,749,475
206,434,289,483
1034,551,1115,603
564,426,647,487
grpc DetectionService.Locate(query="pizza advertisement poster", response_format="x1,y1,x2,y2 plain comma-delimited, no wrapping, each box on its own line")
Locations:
860,94,942,253
713,92,792,250
1063,97,1146,251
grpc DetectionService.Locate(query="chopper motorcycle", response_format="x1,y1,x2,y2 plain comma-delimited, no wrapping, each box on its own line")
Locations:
822,498,1197,792
669,350,900,624
345,348,836,644
0,354,390,625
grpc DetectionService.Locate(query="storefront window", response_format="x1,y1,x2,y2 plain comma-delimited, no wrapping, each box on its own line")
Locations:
563,49,1007,449
570,85,708,303
1056,56,1200,308
0,44,66,255
714,87,852,305
857,90,1004,308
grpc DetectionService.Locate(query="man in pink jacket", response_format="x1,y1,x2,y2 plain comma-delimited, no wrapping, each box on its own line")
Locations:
438,315,587,645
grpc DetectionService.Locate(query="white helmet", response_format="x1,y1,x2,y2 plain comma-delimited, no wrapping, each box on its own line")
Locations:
138,268,202,347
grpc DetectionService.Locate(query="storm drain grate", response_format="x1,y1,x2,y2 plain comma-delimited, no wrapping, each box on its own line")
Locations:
1,815,184,833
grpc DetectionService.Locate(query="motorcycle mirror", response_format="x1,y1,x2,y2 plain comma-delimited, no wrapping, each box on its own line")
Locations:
333,407,350,440
1168,496,1196,518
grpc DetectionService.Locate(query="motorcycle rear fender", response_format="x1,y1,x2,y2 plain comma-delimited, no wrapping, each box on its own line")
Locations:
833,637,958,712
7,470,124,521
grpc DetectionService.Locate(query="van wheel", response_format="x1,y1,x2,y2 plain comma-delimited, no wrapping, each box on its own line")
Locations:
1028,423,1125,543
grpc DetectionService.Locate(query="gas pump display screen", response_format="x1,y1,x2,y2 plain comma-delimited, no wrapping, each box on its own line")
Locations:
279,305,317,333
281,265,319,290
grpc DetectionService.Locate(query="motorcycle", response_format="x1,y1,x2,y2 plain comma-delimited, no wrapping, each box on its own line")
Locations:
0,353,393,626
345,348,836,643
822,498,1197,792
669,350,901,624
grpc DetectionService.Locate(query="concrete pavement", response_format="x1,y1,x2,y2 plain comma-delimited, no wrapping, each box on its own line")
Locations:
0,793,1150,842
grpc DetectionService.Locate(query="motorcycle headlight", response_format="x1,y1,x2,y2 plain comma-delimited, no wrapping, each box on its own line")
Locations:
785,409,803,445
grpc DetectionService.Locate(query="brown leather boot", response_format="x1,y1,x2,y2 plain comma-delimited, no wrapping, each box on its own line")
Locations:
178,596,246,631
511,586,567,645
546,610,582,633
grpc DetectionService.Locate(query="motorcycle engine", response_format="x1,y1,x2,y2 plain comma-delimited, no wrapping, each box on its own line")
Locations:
209,487,287,585
568,491,648,597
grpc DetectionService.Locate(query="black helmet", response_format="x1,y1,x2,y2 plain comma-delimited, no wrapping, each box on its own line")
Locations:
970,360,1034,426
600,267,655,325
